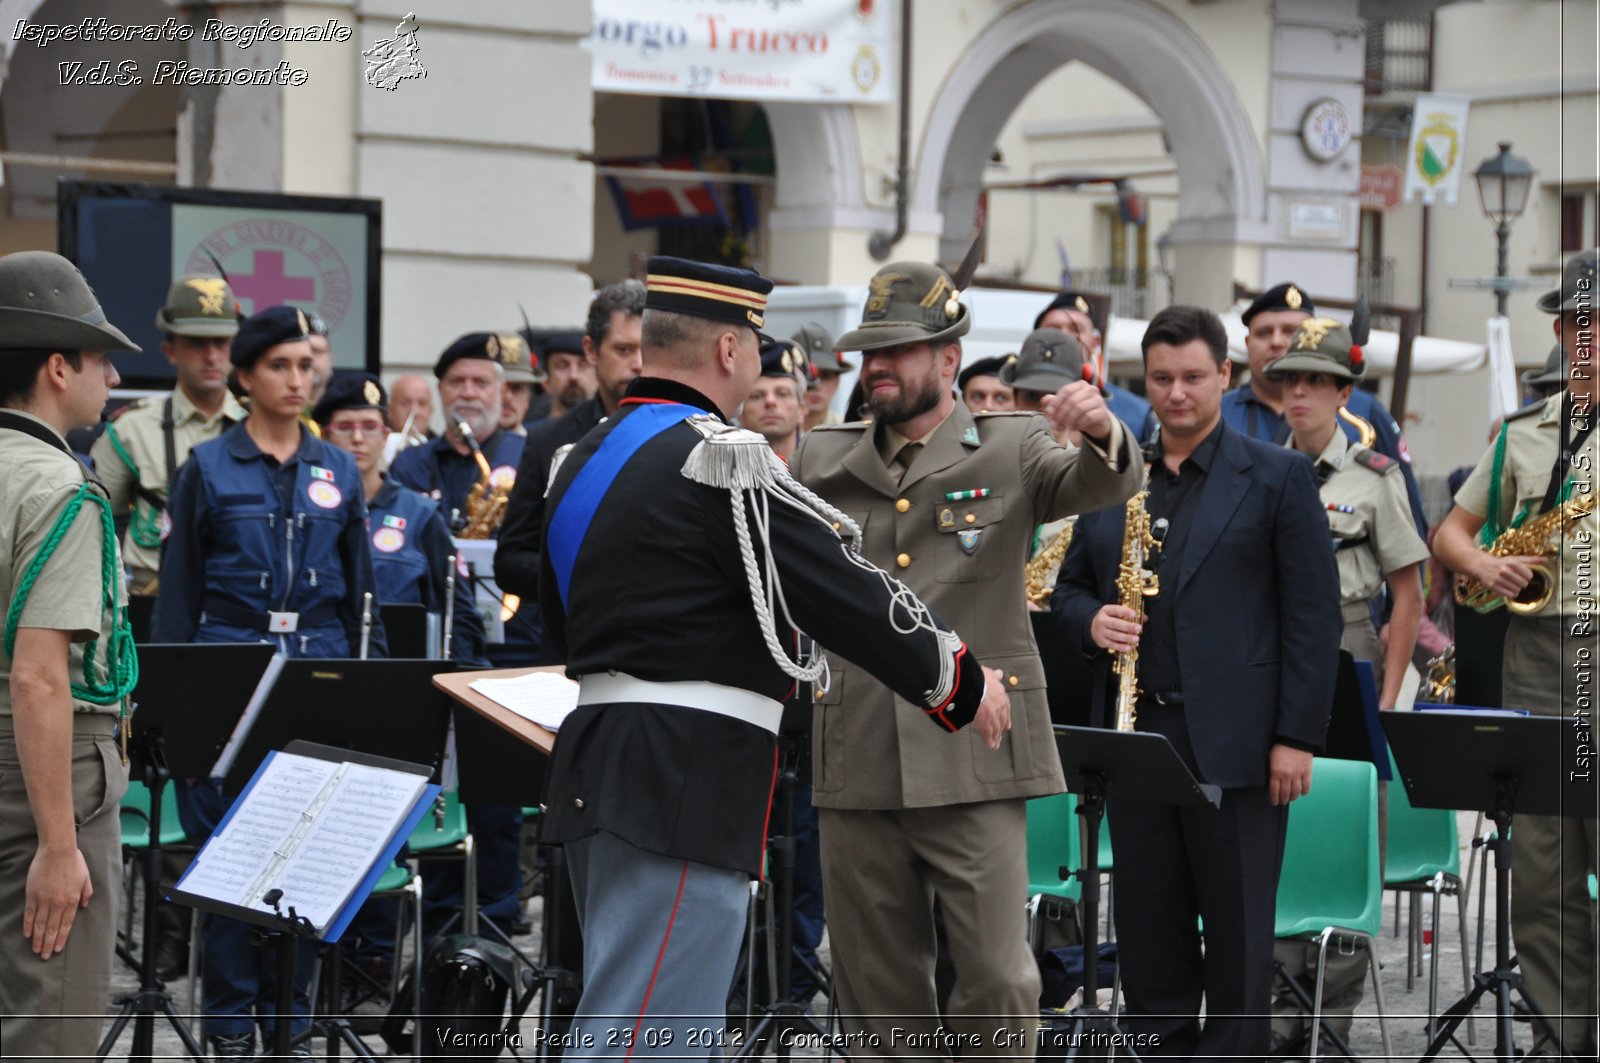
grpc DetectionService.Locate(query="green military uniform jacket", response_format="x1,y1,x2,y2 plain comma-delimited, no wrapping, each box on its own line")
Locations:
1309,431,1431,611
90,388,245,589
0,410,127,720
793,401,1141,809
1455,391,1599,619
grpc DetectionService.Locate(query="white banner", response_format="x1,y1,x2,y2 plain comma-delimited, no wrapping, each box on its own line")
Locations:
586,0,895,104
1403,94,1471,205
1485,315,1520,425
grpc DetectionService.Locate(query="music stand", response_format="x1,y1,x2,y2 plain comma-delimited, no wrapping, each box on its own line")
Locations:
380,603,434,660
96,642,277,1063
209,668,450,1060
1047,726,1220,1060
1322,653,1392,780
220,659,453,794
1383,709,1594,1063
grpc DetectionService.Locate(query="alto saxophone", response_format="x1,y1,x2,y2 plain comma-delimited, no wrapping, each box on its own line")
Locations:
1112,479,1161,732
456,419,510,540
1453,489,1596,615
1025,522,1075,606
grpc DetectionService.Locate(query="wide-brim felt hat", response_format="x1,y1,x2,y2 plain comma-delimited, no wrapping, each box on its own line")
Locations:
155,275,242,338
999,327,1084,392
793,320,851,372
0,251,140,352
1537,248,1597,314
1521,343,1567,386
836,261,972,352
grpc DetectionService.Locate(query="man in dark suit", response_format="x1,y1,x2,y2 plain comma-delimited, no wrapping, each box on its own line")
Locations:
495,279,644,644
1052,305,1342,1060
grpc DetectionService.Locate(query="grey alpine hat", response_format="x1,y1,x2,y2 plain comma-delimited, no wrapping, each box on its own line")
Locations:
0,251,140,352
155,275,242,338
1521,343,1567,387
999,328,1086,392
836,261,971,352
792,321,851,373
1537,248,1598,314
1265,315,1366,382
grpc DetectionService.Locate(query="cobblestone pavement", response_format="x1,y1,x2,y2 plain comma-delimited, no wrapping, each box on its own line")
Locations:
102,810,1566,1060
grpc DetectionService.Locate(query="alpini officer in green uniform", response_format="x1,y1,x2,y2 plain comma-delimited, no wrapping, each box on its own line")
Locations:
0,251,141,1057
90,276,247,593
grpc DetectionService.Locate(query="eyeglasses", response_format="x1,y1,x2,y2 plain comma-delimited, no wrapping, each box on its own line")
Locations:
324,419,387,440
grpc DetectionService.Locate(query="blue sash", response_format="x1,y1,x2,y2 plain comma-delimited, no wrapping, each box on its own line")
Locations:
547,403,700,608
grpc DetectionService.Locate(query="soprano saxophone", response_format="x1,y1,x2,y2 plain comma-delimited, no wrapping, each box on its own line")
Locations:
1112,479,1161,733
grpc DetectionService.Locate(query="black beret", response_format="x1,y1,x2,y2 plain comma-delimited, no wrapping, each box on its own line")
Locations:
645,255,774,338
311,372,387,425
230,305,311,368
1033,291,1102,332
434,333,501,379
957,356,1010,391
534,329,586,357
1242,282,1315,326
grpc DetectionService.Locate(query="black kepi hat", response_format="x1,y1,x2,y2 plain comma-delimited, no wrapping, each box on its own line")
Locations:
644,256,774,340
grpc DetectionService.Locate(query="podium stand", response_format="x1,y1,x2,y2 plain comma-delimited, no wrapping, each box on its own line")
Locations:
96,642,278,1063
1383,709,1594,1063
435,666,576,1062
1046,725,1220,1059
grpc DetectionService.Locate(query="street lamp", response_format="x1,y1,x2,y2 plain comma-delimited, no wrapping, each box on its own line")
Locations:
1472,141,1536,316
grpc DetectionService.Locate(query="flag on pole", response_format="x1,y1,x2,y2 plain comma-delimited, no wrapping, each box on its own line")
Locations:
1484,316,1520,425
603,157,729,231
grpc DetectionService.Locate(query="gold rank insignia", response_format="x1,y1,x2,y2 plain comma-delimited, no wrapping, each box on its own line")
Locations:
498,334,524,364
866,272,909,316
485,334,500,359
1074,295,1090,314
1286,285,1303,310
363,380,382,405
781,348,793,372
295,309,310,335
1294,317,1339,350
938,508,956,529
185,277,230,316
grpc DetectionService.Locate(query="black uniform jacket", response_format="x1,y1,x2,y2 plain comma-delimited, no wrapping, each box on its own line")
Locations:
538,377,986,874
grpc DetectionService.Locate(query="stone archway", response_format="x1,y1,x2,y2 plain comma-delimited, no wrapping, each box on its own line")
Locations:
915,0,1268,307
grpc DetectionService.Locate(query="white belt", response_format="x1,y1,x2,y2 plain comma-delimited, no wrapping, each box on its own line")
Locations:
577,672,785,735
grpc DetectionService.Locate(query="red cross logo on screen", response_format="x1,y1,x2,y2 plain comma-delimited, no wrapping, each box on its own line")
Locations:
228,250,316,308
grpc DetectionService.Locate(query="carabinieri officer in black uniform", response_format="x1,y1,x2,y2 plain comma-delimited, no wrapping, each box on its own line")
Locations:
538,256,1012,1058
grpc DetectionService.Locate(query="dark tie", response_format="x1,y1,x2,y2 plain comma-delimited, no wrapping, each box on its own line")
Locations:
892,442,923,484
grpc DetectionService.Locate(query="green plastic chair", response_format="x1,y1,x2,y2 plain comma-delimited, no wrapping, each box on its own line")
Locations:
1025,793,1082,955
1384,753,1473,1042
120,780,188,848
1275,758,1391,1060
407,790,476,934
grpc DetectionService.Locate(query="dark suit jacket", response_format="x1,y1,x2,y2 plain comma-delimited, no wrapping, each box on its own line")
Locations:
1051,421,1342,789
494,395,606,600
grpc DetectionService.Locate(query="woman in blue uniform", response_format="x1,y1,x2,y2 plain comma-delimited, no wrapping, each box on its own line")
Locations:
151,306,383,1058
311,372,487,663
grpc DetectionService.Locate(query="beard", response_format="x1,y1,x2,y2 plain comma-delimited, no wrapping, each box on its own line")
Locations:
448,401,495,441
865,371,943,426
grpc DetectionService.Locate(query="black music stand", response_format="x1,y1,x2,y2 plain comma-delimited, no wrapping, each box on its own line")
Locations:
1322,653,1391,779
732,690,838,1061
96,642,277,1063
1046,726,1219,1059
176,740,438,1062
1383,709,1594,1063
220,659,452,795
380,603,434,660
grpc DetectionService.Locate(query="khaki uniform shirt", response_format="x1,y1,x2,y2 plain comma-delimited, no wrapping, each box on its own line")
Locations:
794,404,1140,809
1456,391,1599,618
1307,431,1431,608
0,411,127,719
90,388,245,587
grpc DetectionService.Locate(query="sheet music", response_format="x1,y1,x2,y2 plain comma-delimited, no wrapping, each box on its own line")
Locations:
211,652,288,780
469,671,580,731
177,753,338,906
262,763,428,929
177,751,428,934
